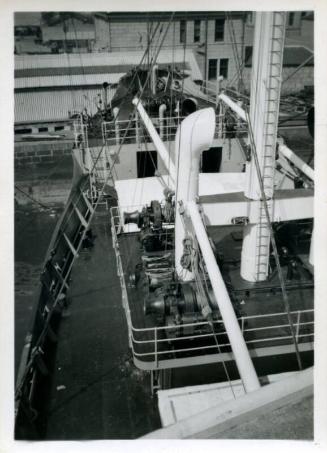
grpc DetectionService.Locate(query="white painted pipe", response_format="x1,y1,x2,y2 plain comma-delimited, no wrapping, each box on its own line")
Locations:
132,97,176,185
175,108,216,281
134,111,140,145
159,104,167,139
309,227,314,266
236,100,243,128
152,64,158,94
187,200,261,393
279,144,314,182
218,93,247,121
113,107,120,145
216,75,224,106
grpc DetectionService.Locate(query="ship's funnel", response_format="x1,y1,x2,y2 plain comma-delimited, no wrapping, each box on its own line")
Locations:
175,108,216,280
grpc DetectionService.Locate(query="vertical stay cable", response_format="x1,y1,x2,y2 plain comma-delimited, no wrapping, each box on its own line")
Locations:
174,12,187,223
246,108,303,370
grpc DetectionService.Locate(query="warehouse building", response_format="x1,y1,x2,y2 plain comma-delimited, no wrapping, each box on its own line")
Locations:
14,11,313,134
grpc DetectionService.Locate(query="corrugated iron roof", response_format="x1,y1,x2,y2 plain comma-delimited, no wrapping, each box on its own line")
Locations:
14,49,203,80
15,73,123,89
14,12,42,27
15,87,116,123
15,62,189,78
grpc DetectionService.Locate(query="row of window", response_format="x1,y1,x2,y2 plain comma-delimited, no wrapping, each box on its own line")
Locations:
15,125,65,134
180,19,225,44
180,12,305,44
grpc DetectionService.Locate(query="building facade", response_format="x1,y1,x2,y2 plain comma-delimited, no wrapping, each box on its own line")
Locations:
14,11,314,132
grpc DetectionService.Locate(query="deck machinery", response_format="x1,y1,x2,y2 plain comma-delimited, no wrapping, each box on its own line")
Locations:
100,12,313,392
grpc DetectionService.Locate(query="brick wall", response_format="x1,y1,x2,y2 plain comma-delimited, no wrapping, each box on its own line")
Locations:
15,140,73,166
242,66,313,95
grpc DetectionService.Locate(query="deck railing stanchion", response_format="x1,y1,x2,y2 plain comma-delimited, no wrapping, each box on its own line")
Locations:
296,311,301,343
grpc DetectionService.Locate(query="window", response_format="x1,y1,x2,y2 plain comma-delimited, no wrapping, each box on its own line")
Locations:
244,46,253,67
15,128,32,135
194,20,201,42
215,19,225,41
55,126,65,131
208,59,217,80
219,59,229,79
38,127,48,133
180,20,186,43
288,12,295,26
137,151,157,178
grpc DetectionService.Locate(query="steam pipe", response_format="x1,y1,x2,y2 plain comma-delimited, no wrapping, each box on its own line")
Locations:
187,200,261,393
175,108,216,280
132,97,176,185
218,93,247,121
159,104,167,139
279,144,314,181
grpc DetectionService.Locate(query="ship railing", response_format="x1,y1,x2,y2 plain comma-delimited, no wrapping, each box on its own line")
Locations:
101,113,233,147
110,205,313,370
129,308,314,369
73,118,89,150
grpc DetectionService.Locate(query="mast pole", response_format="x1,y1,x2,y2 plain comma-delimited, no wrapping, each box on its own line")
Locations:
241,12,286,282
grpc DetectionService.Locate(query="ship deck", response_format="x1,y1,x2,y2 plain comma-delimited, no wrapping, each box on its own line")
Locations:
43,209,161,439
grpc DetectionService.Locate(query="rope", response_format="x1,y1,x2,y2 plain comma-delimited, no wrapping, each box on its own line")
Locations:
225,12,244,91
179,206,239,397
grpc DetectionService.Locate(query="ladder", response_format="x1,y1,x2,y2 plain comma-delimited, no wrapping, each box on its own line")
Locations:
255,12,286,278
74,115,114,201
89,146,113,186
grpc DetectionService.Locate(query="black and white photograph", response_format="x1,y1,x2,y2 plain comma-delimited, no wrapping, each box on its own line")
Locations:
1,2,327,448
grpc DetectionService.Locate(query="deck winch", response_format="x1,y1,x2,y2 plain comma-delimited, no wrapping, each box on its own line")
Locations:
144,282,218,337
124,194,174,252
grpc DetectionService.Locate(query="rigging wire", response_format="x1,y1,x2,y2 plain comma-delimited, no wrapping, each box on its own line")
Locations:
179,206,239,397
71,17,94,115
14,184,52,211
238,14,303,370
245,107,303,370
15,16,175,401
174,12,187,224
225,12,244,91
54,19,164,236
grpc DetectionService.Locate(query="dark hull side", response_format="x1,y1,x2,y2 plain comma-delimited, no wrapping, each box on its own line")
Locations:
15,152,91,439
